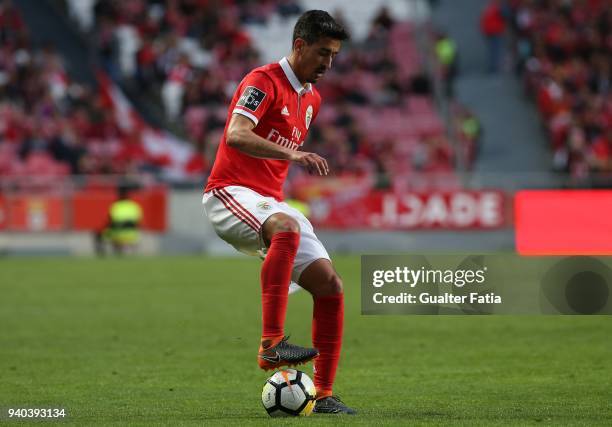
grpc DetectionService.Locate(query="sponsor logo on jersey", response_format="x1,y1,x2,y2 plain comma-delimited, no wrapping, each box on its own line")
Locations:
236,86,266,112
257,201,272,211
267,128,302,150
305,105,313,129
281,106,290,116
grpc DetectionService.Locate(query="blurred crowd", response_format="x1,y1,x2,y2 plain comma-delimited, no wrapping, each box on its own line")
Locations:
80,1,470,185
506,0,612,183
4,0,607,188
0,0,76,177
1,0,480,184
306,7,456,186
87,0,296,141
0,0,203,179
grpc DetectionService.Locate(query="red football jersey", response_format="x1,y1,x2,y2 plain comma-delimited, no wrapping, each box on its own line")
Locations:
205,57,321,201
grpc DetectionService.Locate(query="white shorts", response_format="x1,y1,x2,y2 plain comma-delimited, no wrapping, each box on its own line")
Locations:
202,185,330,284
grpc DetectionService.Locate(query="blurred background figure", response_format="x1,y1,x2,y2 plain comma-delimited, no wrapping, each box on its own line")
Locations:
434,30,457,97
480,0,507,74
286,198,311,218
161,54,192,122
95,185,143,256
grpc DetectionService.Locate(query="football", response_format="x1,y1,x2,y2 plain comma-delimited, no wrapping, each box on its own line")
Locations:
261,369,316,417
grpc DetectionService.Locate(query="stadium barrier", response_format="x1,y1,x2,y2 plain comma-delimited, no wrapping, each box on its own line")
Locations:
0,176,167,233
1,173,612,255
516,190,612,255
308,190,508,230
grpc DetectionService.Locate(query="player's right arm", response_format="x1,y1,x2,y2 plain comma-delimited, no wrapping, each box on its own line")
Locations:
227,114,329,176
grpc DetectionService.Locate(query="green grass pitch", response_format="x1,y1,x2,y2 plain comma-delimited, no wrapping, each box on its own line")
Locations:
1,256,611,426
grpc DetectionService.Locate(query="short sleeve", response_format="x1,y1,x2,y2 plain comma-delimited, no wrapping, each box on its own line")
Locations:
232,72,275,126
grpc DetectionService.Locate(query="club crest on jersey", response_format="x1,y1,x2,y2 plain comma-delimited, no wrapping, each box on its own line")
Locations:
257,201,272,211
236,86,266,112
305,105,313,129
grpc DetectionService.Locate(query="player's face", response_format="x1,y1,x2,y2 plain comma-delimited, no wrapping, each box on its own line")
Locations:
298,37,342,84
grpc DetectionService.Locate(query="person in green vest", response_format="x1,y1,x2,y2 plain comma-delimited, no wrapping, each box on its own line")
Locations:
286,198,311,218
435,31,458,98
96,186,143,255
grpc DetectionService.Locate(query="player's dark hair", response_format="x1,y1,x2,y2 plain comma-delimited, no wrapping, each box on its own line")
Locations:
292,10,349,45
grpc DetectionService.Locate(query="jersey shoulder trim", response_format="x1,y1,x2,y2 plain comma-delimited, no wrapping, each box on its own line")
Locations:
232,107,259,125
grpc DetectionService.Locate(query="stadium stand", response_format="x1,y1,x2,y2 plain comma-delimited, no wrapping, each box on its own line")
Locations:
75,0,274,165
508,0,611,184
21,0,478,189
86,1,466,186
0,0,206,181
0,0,72,178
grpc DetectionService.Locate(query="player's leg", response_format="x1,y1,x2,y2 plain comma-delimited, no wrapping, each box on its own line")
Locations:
299,259,344,392
286,207,355,414
295,260,352,410
257,212,319,369
260,212,300,343
204,187,318,370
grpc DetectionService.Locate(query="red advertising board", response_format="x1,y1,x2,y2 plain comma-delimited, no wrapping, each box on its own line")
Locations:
0,195,7,230
6,196,65,231
516,190,612,255
310,190,507,229
0,187,167,232
71,189,116,231
72,187,167,232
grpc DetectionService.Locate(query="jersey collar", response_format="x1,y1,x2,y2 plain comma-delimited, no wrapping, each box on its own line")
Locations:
279,57,312,96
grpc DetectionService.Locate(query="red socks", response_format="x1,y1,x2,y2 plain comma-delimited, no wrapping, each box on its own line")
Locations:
260,231,300,340
261,231,343,398
312,293,344,398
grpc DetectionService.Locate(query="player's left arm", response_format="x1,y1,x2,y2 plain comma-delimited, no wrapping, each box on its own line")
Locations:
227,114,329,175
227,114,297,160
